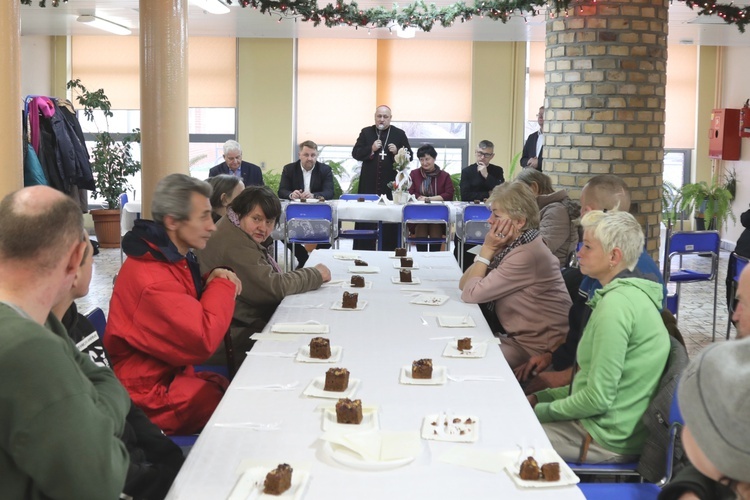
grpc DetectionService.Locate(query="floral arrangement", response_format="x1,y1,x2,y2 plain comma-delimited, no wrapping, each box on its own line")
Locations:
387,179,407,192
393,147,412,172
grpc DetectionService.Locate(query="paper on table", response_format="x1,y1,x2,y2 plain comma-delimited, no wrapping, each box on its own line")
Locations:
320,430,420,462
436,447,506,474
251,333,306,342
321,430,380,461
271,322,329,334
380,431,421,461
333,253,360,260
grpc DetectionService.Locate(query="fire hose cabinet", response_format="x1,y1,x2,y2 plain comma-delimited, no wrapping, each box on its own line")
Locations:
708,108,741,160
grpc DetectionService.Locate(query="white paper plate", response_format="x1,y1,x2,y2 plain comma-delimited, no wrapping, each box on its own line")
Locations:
503,449,580,488
399,365,447,385
291,198,320,203
410,294,450,306
296,345,343,363
227,467,309,500
333,253,360,260
391,276,421,285
271,323,330,334
421,414,479,443
389,253,412,259
343,281,373,289
437,315,476,328
331,300,368,311
321,441,415,471
303,375,360,399
392,262,420,270
322,407,379,432
442,340,488,358
348,266,380,274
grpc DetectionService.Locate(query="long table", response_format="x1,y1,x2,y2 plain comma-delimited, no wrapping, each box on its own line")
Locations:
165,250,585,499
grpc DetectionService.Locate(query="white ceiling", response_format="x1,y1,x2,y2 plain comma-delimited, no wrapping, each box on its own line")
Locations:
19,0,750,46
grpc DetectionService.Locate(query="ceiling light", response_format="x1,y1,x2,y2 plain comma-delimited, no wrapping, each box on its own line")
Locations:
190,0,231,15
76,15,132,35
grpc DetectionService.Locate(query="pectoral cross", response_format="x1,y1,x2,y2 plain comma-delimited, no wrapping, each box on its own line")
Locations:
379,148,387,160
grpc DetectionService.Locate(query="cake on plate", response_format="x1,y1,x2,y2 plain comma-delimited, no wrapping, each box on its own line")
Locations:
335,398,363,424
324,367,350,391
342,291,358,309
353,259,368,266
395,247,407,257
263,463,293,495
400,257,413,268
457,338,472,351
350,275,365,287
399,269,412,283
412,359,433,379
519,457,541,480
309,337,331,359
357,197,365,202
541,462,560,481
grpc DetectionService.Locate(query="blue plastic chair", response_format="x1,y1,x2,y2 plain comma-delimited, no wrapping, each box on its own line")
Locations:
85,307,107,340
402,204,451,252
284,203,335,271
457,204,491,268
578,483,661,499
663,231,721,340
726,253,750,339
336,194,381,249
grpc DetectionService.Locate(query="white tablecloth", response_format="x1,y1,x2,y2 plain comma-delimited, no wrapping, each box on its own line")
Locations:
165,250,584,500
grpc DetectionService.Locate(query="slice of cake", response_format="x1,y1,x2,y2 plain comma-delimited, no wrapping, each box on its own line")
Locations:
400,257,413,268
399,269,412,283
457,338,472,352
519,457,541,480
342,291,358,309
412,358,433,379
350,275,365,288
335,398,363,424
395,247,407,257
473,199,481,204
324,367,350,392
263,463,293,495
309,337,331,359
299,198,307,203
357,197,365,202
541,462,560,481
353,259,368,266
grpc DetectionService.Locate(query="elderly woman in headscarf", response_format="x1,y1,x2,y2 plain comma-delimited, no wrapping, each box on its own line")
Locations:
515,168,580,267
407,144,454,251
528,210,669,464
196,186,331,365
459,182,571,369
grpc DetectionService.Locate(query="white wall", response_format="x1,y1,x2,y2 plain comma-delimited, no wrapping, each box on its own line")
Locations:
21,36,54,98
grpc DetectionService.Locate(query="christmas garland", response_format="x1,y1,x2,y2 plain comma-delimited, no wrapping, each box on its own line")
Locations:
19,0,750,32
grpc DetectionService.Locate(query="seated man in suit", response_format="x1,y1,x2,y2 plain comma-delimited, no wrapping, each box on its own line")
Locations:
278,140,335,268
209,140,264,187
521,106,545,171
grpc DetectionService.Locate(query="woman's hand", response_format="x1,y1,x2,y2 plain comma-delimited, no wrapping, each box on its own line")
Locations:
483,218,515,253
527,394,539,408
207,268,242,297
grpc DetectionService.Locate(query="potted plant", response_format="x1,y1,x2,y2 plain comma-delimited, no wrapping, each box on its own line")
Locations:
673,177,736,231
67,79,141,247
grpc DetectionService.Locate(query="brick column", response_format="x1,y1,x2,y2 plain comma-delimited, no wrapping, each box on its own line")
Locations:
544,0,668,258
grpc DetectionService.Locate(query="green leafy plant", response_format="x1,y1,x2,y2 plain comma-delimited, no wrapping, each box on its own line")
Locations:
327,160,346,199
67,79,141,209
673,178,736,231
723,167,737,200
451,173,461,201
262,170,282,196
661,180,679,228
506,151,523,181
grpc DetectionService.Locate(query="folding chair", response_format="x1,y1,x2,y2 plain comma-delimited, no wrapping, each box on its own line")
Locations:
456,204,491,268
663,231,721,340
402,204,451,252
284,203,335,271
726,253,750,340
577,483,661,499
336,194,381,249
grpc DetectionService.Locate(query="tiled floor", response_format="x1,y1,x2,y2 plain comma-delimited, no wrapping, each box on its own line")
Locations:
80,237,738,360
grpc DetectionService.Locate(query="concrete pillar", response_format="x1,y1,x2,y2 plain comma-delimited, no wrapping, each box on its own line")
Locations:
0,0,23,197
139,0,189,219
544,0,669,258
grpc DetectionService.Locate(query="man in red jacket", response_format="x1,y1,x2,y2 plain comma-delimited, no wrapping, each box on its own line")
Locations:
105,174,242,435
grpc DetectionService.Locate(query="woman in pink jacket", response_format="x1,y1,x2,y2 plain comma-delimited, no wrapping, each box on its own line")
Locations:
408,144,454,251
459,183,571,369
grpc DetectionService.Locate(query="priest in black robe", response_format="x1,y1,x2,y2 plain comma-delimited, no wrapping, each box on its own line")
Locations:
351,105,413,250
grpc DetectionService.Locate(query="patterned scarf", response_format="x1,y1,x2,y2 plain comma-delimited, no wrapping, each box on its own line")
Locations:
227,207,283,274
420,165,441,197
484,228,540,313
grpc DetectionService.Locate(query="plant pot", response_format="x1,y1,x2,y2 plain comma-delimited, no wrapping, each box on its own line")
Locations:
392,190,408,205
91,208,121,248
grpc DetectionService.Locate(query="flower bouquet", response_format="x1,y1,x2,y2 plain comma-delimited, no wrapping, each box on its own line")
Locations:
392,147,412,172
388,147,413,204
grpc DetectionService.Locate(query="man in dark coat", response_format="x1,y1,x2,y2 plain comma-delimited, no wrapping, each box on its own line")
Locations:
351,105,412,250
278,140,335,268
209,140,264,187
521,106,545,171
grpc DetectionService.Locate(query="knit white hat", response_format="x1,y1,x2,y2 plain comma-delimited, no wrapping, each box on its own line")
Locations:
678,337,750,483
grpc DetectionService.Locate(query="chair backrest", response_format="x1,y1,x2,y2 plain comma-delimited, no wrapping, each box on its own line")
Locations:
735,254,750,281
667,230,720,255
339,194,379,201
402,204,450,225
285,203,334,242
285,202,333,222
85,307,107,341
462,204,491,222
118,193,128,211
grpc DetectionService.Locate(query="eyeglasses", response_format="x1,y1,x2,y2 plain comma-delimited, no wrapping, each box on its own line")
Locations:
475,151,494,158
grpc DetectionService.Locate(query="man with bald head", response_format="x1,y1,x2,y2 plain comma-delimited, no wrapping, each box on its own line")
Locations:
352,105,413,250
0,186,130,499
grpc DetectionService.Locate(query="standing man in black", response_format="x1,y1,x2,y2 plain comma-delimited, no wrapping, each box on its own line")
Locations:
209,140,264,187
351,105,412,250
278,140,335,268
521,106,545,171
